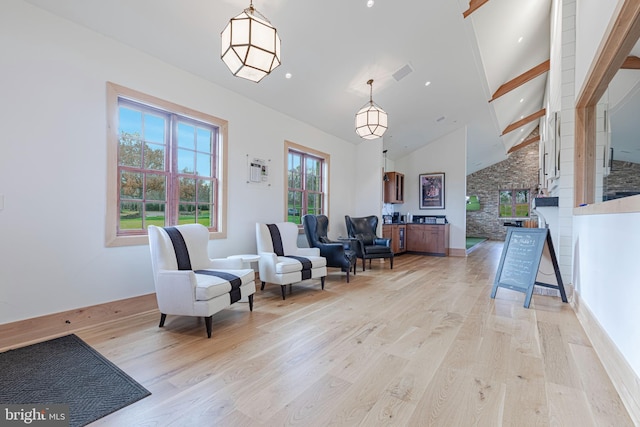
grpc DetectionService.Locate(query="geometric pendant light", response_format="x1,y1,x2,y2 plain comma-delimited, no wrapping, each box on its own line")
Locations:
221,1,281,83
355,79,388,139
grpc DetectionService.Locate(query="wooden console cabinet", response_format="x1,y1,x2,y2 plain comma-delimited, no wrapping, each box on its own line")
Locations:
383,172,404,204
382,224,406,254
406,224,450,256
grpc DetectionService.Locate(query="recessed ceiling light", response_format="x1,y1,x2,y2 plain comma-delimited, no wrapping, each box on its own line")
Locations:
425,81,431,86
367,0,374,7
518,36,524,43
285,72,292,79
520,98,524,103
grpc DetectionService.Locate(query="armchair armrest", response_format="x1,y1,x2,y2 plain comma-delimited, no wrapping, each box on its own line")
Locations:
295,247,320,257
374,237,391,247
154,270,198,315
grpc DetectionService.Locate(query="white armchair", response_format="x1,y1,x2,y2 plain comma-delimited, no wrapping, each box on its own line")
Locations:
256,222,327,299
148,224,256,338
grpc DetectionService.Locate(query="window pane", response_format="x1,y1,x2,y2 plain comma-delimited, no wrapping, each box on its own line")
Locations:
120,171,143,199
306,158,321,192
145,203,165,227
178,204,196,224
288,190,302,223
119,134,142,168
288,153,302,189
197,204,211,227
144,142,165,170
177,123,195,149
179,177,196,202
515,190,530,217
119,202,142,230
145,173,166,201
144,113,165,144
119,107,142,135
196,128,212,153
197,180,212,203
196,152,212,177
308,193,322,215
178,148,195,174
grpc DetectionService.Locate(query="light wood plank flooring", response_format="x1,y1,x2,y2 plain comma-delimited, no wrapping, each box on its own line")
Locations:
9,241,635,426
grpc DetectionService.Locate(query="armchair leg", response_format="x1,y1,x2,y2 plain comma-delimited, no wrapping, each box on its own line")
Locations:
159,313,167,328
281,285,286,300
205,316,213,338
362,258,366,271
261,281,266,291
346,270,350,283
249,294,254,311
321,276,325,290
390,256,394,269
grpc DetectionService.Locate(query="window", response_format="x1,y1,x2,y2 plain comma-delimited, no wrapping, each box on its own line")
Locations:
498,189,530,218
106,83,228,246
285,141,329,225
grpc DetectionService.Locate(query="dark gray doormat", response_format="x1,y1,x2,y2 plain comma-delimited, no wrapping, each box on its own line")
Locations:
0,334,150,427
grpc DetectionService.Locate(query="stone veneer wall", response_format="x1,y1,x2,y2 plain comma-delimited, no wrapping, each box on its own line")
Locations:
603,160,640,200
466,141,539,241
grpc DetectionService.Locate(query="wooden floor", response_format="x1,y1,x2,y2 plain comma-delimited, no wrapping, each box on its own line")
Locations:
12,241,635,426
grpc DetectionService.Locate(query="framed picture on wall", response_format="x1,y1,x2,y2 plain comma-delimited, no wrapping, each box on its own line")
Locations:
419,172,445,209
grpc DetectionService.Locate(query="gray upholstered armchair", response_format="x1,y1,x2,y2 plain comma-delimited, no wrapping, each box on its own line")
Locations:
345,215,394,271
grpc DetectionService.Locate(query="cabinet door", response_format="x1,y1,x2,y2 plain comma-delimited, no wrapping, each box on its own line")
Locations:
424,226,441,253
406,225,424,251
384,172,404,203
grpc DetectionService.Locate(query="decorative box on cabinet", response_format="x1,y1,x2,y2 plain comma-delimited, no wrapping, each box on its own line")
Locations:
406,224,449,256
382,224,406,254
384,172,404,204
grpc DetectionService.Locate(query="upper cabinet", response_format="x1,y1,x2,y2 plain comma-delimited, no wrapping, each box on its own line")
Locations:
384,172,404,204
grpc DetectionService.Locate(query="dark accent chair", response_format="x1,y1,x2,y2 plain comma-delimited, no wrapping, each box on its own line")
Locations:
303,215,357,282
345,215,394,271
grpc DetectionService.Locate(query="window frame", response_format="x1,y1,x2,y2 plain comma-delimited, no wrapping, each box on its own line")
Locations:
106,82,228,247
284,140,330,226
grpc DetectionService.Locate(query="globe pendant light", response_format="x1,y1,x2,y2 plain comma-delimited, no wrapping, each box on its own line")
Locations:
221,1,281,83
355,79,388,139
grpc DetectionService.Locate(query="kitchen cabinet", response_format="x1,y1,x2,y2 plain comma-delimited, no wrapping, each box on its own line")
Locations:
406,224,449,256
382,224,406,254
384,172,404,204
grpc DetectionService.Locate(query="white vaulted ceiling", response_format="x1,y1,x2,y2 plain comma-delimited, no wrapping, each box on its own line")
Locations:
22,0,553,174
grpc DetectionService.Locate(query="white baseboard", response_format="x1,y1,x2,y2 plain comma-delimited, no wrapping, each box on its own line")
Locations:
572,287,640,425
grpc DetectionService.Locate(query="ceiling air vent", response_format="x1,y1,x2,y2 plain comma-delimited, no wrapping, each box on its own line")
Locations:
392,64,413,82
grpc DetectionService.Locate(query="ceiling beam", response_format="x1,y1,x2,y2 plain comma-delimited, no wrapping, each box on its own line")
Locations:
507,135,540,154
501,108,546,135
463,0,489,18
621,55,640,69
489,60,550,102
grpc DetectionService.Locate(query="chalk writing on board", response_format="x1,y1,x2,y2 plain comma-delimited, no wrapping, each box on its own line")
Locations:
498,231,540,289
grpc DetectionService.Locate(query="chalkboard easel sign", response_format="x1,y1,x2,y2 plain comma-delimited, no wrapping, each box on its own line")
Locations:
491,227,567,308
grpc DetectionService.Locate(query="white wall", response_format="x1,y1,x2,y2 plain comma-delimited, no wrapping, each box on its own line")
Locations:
0,0,361,323
573,213,640,378
395,127,467,252
575,0,623,97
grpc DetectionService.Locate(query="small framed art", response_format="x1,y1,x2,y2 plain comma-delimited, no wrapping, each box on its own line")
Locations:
419,172,445,209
